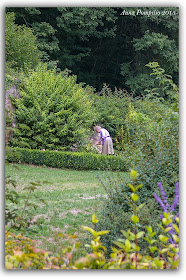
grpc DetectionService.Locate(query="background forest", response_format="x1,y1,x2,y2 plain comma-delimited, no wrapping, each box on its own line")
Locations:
5,7,179,269
6,7,178,93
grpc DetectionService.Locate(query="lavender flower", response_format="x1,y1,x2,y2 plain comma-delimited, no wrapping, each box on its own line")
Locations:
157,182,170,208
153,192,166,212
153,182,179,244
170,182,179,212
153,182,179,214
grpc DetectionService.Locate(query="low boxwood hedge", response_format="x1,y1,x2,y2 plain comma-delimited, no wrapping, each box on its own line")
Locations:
6,147,127,171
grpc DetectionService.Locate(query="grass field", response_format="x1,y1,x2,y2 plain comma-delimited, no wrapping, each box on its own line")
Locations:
6,163,128,255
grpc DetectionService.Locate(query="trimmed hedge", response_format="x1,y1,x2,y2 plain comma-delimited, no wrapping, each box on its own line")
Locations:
6,147,127,171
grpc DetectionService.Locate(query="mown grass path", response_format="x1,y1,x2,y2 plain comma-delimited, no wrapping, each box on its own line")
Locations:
6,163,127,254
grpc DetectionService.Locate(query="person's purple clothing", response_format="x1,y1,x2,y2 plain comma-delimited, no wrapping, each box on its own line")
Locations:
99,128,110,144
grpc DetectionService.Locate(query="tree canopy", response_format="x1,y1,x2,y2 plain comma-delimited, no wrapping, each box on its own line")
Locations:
6,7,179,96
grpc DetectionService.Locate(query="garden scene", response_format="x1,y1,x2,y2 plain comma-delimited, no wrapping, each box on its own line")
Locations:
5,7,179,269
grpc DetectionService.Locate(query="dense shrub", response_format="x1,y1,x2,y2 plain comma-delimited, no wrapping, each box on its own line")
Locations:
91,81,179,253
97,103,179,246
97,172,160,253
98,171,179,252
6,147,127,171
115,100,178,197
10,64,98,150
91,85,132,139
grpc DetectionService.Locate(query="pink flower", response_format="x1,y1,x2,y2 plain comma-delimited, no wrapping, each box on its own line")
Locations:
42,149,45,151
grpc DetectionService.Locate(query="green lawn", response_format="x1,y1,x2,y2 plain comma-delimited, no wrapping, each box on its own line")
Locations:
6,163,128,254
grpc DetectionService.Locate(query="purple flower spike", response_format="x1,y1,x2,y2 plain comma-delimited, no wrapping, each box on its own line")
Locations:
153,193,166,211
170,182,179,212
154,182,179,245
158,182,170,208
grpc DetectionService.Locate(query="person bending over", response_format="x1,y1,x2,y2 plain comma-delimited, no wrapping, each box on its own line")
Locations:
94,126,114,155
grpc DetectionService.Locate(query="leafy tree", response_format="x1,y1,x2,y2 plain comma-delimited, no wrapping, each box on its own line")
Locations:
6,8,60,68
5,12,41,71
120,7,179,95
6,7,179,95
144,62,179,111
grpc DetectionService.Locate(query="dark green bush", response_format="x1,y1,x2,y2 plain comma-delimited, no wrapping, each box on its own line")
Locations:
6,147,127,171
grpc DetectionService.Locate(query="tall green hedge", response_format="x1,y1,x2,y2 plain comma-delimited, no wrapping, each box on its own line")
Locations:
6,148,127,171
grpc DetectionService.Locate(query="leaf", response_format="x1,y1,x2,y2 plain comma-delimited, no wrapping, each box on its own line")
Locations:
125,239,131,250
160,248,170,254
128,183,135,192
172,234,179,243
159,235,169,243
137,203,145,211
120,230,128,238
92,213,98,224
132,244,140,252
131,215,139,224
153,259,164,269
81,226,95,235
146,226,152,234
120,230,135,240
129,169,139,180
164,227,173,233
131,193,139,202
150,246,159,253
136,231,145,239
113,241,126,250
97,230,110,236
135,184,143,191
172,224,179,234
143,237,152,244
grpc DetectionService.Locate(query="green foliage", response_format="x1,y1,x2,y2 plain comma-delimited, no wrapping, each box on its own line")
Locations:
32,21,59,62
5,230,76,269
7,7,178,92
57,7,117,68
5,171,179,269
120,8,178,95
145,62,179,111
91,85,132,138
115,97,178,193
5,175,20,225
5,12,41,71
6,147,127,171
97,170,159,253
133,31,178,75
10,64,97,150
5,171,46,235
97,123,178,250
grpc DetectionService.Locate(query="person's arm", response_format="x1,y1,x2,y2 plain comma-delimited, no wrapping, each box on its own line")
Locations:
97,129,105,145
